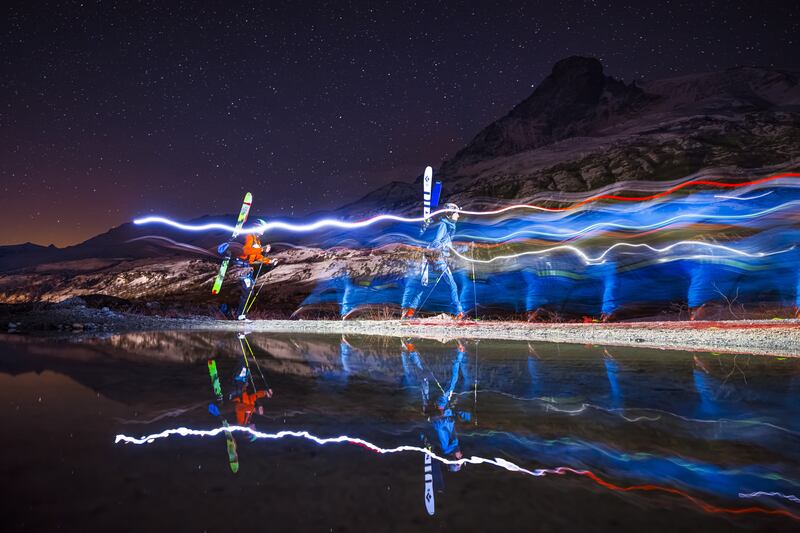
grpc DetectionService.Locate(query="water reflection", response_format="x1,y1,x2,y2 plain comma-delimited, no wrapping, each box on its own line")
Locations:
2,331,800,529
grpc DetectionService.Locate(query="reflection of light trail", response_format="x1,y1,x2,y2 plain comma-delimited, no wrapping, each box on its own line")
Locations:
115,402,206,424
471,389,800,437
448,241,794,265
458,200,800,242
115,425,800,520
134,173,800,235
462,429,800,489
740,491,800,504
542,403,660,422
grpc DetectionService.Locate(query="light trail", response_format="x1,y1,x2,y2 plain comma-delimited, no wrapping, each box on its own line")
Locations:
739,491,800,504
457,200,800,242
467,389,800,437
457,173,800,215
114,425,800,521
714,191,775,201
447,241,795,266
133,173,800,236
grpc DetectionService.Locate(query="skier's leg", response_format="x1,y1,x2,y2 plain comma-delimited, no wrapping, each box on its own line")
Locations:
438,258,463,315
600,261,619,319
687,261,714,319
340,274,355,317
237,268,254,318
794,266,800,316
456,267,472,314
402,260,424,311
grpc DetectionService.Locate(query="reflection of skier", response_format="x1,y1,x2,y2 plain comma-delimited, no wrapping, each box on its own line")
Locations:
402,204,464,319
230,334,273,428
401,340,471,469
431,341,471,472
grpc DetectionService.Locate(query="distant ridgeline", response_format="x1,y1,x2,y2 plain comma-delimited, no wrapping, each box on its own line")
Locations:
2,57,800,319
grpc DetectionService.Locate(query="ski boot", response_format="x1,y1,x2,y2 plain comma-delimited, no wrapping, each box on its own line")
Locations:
401,308,416,320
689,304,708,321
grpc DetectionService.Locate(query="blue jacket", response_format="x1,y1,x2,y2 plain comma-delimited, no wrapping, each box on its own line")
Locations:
429,218,456,255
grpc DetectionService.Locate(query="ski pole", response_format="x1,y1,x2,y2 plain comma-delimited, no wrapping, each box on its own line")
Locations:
473,339,479,426
242,262,263,315
245,279,265,314
415,351,446,397
471,242,478,320
417,267,447,312
242,335,270,390
237,335,259,393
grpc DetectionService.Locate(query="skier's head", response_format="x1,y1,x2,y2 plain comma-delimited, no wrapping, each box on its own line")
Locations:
444,203,460,221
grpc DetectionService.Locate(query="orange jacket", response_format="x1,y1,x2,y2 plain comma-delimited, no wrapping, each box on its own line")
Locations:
233,389,267,426
239,234,270,265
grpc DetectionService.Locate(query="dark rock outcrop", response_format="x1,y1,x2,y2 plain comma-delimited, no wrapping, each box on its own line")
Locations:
447,57,657,166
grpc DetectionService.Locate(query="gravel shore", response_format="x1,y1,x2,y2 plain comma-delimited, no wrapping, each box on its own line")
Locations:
210,318,800,357
5,301,799,357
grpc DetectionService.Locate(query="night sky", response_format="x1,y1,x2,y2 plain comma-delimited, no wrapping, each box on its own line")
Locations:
2,1,797,247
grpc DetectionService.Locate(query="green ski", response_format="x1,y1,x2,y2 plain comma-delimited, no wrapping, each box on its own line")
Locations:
212,192,253,295
207,359,240,473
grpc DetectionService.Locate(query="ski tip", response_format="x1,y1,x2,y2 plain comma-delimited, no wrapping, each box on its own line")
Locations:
244,192,253,204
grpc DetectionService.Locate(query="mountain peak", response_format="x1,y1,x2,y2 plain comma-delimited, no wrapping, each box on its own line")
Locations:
443,56,654,172
550,55,603,78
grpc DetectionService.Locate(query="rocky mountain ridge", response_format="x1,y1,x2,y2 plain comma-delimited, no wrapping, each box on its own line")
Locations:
1,56,799,311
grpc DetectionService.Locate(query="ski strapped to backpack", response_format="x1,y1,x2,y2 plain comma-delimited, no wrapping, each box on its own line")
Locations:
212,192,253,295
420,167,443,286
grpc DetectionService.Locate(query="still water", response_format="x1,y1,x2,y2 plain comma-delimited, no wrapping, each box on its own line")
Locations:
1,331,799,531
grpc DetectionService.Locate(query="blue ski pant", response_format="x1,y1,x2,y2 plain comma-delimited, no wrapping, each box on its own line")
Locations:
404,256,463,314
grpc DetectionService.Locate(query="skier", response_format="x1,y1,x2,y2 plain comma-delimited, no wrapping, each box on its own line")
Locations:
402,203,465,320
218,231,275,321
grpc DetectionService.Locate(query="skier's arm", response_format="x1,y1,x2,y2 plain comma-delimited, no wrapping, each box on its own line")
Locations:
430,221,448,250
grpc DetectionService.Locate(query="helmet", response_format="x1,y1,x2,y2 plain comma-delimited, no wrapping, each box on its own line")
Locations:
444,203,461,221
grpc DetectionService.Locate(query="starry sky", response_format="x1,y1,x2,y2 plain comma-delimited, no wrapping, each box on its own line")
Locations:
2,0,798,247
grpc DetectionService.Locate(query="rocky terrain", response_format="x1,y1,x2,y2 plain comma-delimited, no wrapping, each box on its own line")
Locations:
2,297,798,357
1,56,799,319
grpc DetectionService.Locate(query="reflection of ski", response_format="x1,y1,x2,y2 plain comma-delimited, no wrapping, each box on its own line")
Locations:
207,360,240,473
421,433,435,516
212,192,253,295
